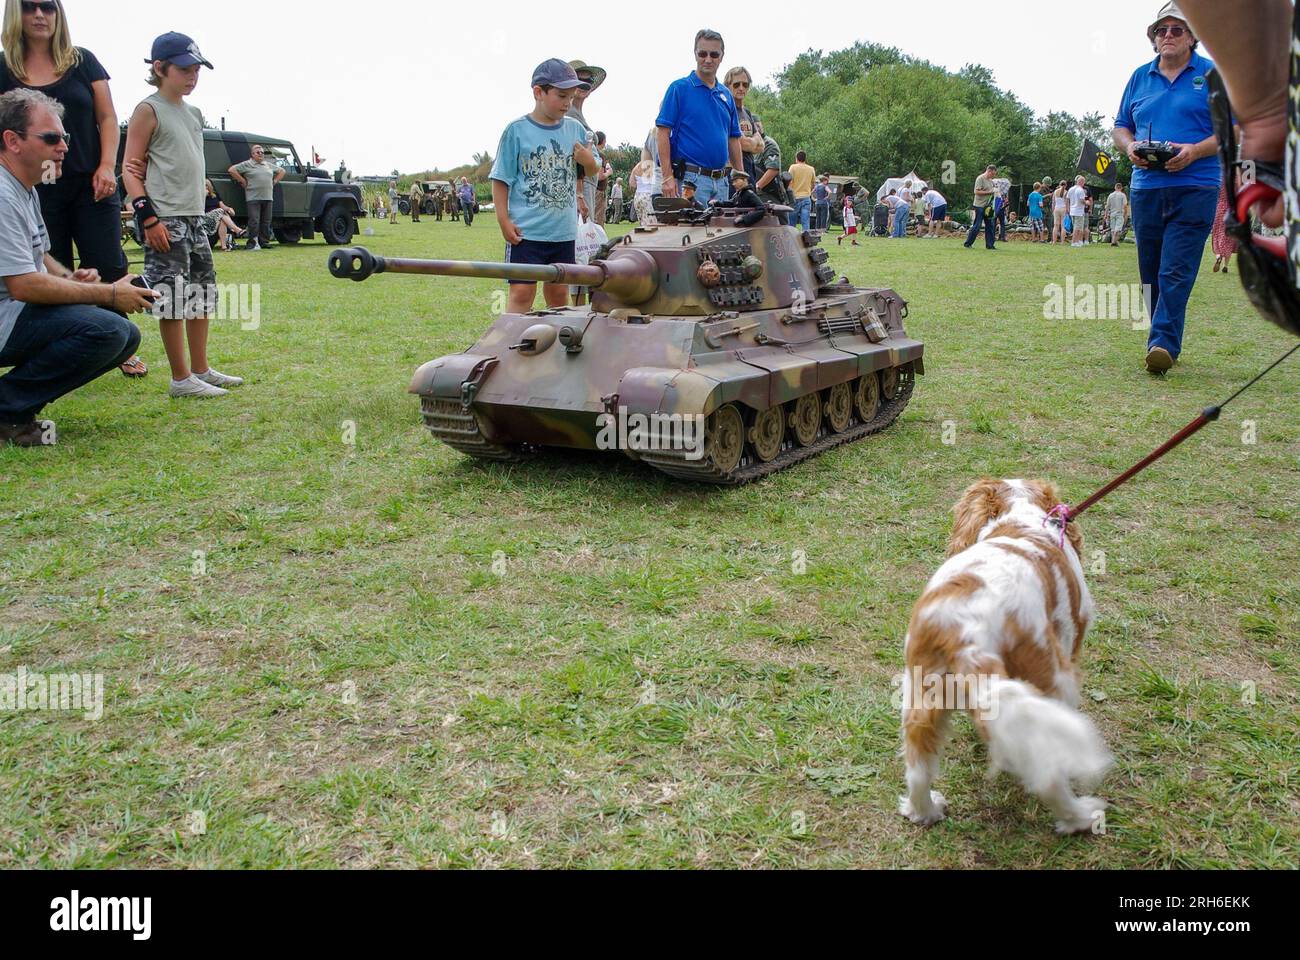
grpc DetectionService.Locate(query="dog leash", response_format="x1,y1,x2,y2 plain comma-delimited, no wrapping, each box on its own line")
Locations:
1045,341,1300,543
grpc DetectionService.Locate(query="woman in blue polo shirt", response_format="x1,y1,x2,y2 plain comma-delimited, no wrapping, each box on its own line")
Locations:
1112,2,1220,375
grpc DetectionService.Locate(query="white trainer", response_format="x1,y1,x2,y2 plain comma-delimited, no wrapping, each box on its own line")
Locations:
169,375,229,398
195,368,244,388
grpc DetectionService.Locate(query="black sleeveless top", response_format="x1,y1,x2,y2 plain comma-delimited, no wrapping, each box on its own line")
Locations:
0,47,111,177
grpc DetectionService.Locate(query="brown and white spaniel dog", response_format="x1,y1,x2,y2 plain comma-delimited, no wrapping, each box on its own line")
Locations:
898,478,1112,834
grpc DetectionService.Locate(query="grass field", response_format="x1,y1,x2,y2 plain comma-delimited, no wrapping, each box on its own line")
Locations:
1,215,1296,869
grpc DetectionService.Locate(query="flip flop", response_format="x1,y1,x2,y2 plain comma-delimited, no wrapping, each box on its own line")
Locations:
120,355,148,378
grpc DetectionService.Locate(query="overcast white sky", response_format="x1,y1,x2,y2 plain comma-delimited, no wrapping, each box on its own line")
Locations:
65,0,1174,175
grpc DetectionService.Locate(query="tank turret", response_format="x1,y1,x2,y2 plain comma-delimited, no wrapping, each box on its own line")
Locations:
328,202,924,484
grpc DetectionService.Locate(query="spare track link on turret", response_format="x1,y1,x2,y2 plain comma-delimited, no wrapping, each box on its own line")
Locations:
637,364,915,485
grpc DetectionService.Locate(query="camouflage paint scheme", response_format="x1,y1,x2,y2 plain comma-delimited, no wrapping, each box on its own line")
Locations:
329,205,924,483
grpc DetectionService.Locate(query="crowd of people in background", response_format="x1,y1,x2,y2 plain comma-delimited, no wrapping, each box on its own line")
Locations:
0,5,1277,447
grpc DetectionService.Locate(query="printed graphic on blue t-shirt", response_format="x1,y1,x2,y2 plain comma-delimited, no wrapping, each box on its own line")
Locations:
489,115,589,242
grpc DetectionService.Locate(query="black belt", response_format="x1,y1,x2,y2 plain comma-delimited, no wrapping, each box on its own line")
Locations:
681,163,728,179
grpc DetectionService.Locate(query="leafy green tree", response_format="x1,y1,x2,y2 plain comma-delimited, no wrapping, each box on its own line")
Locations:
746,42,1129,209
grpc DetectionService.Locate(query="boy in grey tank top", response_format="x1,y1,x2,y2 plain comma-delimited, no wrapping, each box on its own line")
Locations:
121,33,242,398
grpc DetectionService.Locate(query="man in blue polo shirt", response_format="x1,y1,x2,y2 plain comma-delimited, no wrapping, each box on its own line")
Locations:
655,29,743,206
1112,2,1220,375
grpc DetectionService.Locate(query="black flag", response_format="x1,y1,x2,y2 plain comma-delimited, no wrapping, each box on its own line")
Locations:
1078,140,1118,185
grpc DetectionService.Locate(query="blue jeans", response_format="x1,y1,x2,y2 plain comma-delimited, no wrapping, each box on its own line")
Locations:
815,201,830,231
680,171,730,206
793,196,811,232
0,303,140,422
1130,186,1217,358
964,205,996,248
891,209,908,237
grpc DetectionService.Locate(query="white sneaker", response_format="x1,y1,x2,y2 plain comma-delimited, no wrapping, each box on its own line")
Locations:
195,368,243,388
169,375,228,398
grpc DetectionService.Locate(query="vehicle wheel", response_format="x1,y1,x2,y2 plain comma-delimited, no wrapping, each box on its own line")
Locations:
824,383,852,432
788,393,821,446
748,406,784,462
422,199,435,216
880,365,900,402
320,203,355,245
273,226,302,244
705,404,744,473
854,373,880,423
397,199,410,215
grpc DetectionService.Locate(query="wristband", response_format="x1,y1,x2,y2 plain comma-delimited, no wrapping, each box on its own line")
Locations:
132,196,160,230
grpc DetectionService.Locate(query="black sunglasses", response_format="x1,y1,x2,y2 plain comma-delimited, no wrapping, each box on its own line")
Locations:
696,50,722,59
1208,67,1300,338
21,2,59,14
1153,25,1186,38
23,130,69,146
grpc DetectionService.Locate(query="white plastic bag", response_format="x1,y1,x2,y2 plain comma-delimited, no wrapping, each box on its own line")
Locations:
575,219,608,265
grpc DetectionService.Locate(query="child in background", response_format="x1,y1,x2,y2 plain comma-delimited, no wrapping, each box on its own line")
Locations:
837,194,859,246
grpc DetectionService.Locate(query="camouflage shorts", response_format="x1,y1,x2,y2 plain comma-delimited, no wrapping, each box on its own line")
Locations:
143,216,217,320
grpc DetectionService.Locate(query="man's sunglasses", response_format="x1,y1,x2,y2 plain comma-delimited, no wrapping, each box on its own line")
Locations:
1208,68,1300,338
696,50,722,59
1153,25,1186,38
24,131,70,146
21,2,59,14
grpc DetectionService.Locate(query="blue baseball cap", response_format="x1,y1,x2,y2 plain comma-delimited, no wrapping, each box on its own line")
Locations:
145,32,214,69
531,59,589,90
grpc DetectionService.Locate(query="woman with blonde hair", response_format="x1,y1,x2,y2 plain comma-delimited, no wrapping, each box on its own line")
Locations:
0,0,145,376
723,65,763,181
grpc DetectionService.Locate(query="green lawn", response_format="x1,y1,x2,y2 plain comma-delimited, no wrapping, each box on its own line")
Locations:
1,217,1295,868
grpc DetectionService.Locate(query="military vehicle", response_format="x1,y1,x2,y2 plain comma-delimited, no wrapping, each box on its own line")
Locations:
397,180,452,216
115,123,363,245
328,198,923,484
202,132,365,245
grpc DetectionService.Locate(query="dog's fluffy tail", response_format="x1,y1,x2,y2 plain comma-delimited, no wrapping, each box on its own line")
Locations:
974,677,1112,830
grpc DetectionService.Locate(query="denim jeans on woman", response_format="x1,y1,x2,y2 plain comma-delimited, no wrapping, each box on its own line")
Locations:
1130,186,1217,358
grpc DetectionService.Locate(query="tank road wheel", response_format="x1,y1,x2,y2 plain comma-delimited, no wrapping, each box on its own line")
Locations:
824,383,852,433
704,404,745,473
854,372,881,423
788,393,822,446
880,365,901,402
748,406,785,462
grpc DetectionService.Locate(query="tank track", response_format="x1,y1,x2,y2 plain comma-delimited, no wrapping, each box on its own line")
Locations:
418,397,526,461
638,364,915,485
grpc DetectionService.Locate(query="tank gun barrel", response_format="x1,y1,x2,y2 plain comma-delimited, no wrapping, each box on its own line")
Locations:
328,246,658,304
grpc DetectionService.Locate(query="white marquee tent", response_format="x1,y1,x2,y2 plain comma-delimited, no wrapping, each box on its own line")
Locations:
875,171,928,202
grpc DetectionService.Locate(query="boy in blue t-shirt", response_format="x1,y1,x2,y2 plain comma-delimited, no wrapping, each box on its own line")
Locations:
489,59,598,314
1027,182,1045,243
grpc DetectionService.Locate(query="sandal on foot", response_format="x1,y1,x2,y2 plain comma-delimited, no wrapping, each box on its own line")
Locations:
120,355,148,378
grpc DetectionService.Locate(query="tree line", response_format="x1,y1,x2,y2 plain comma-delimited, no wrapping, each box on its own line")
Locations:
745,42,1130,209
